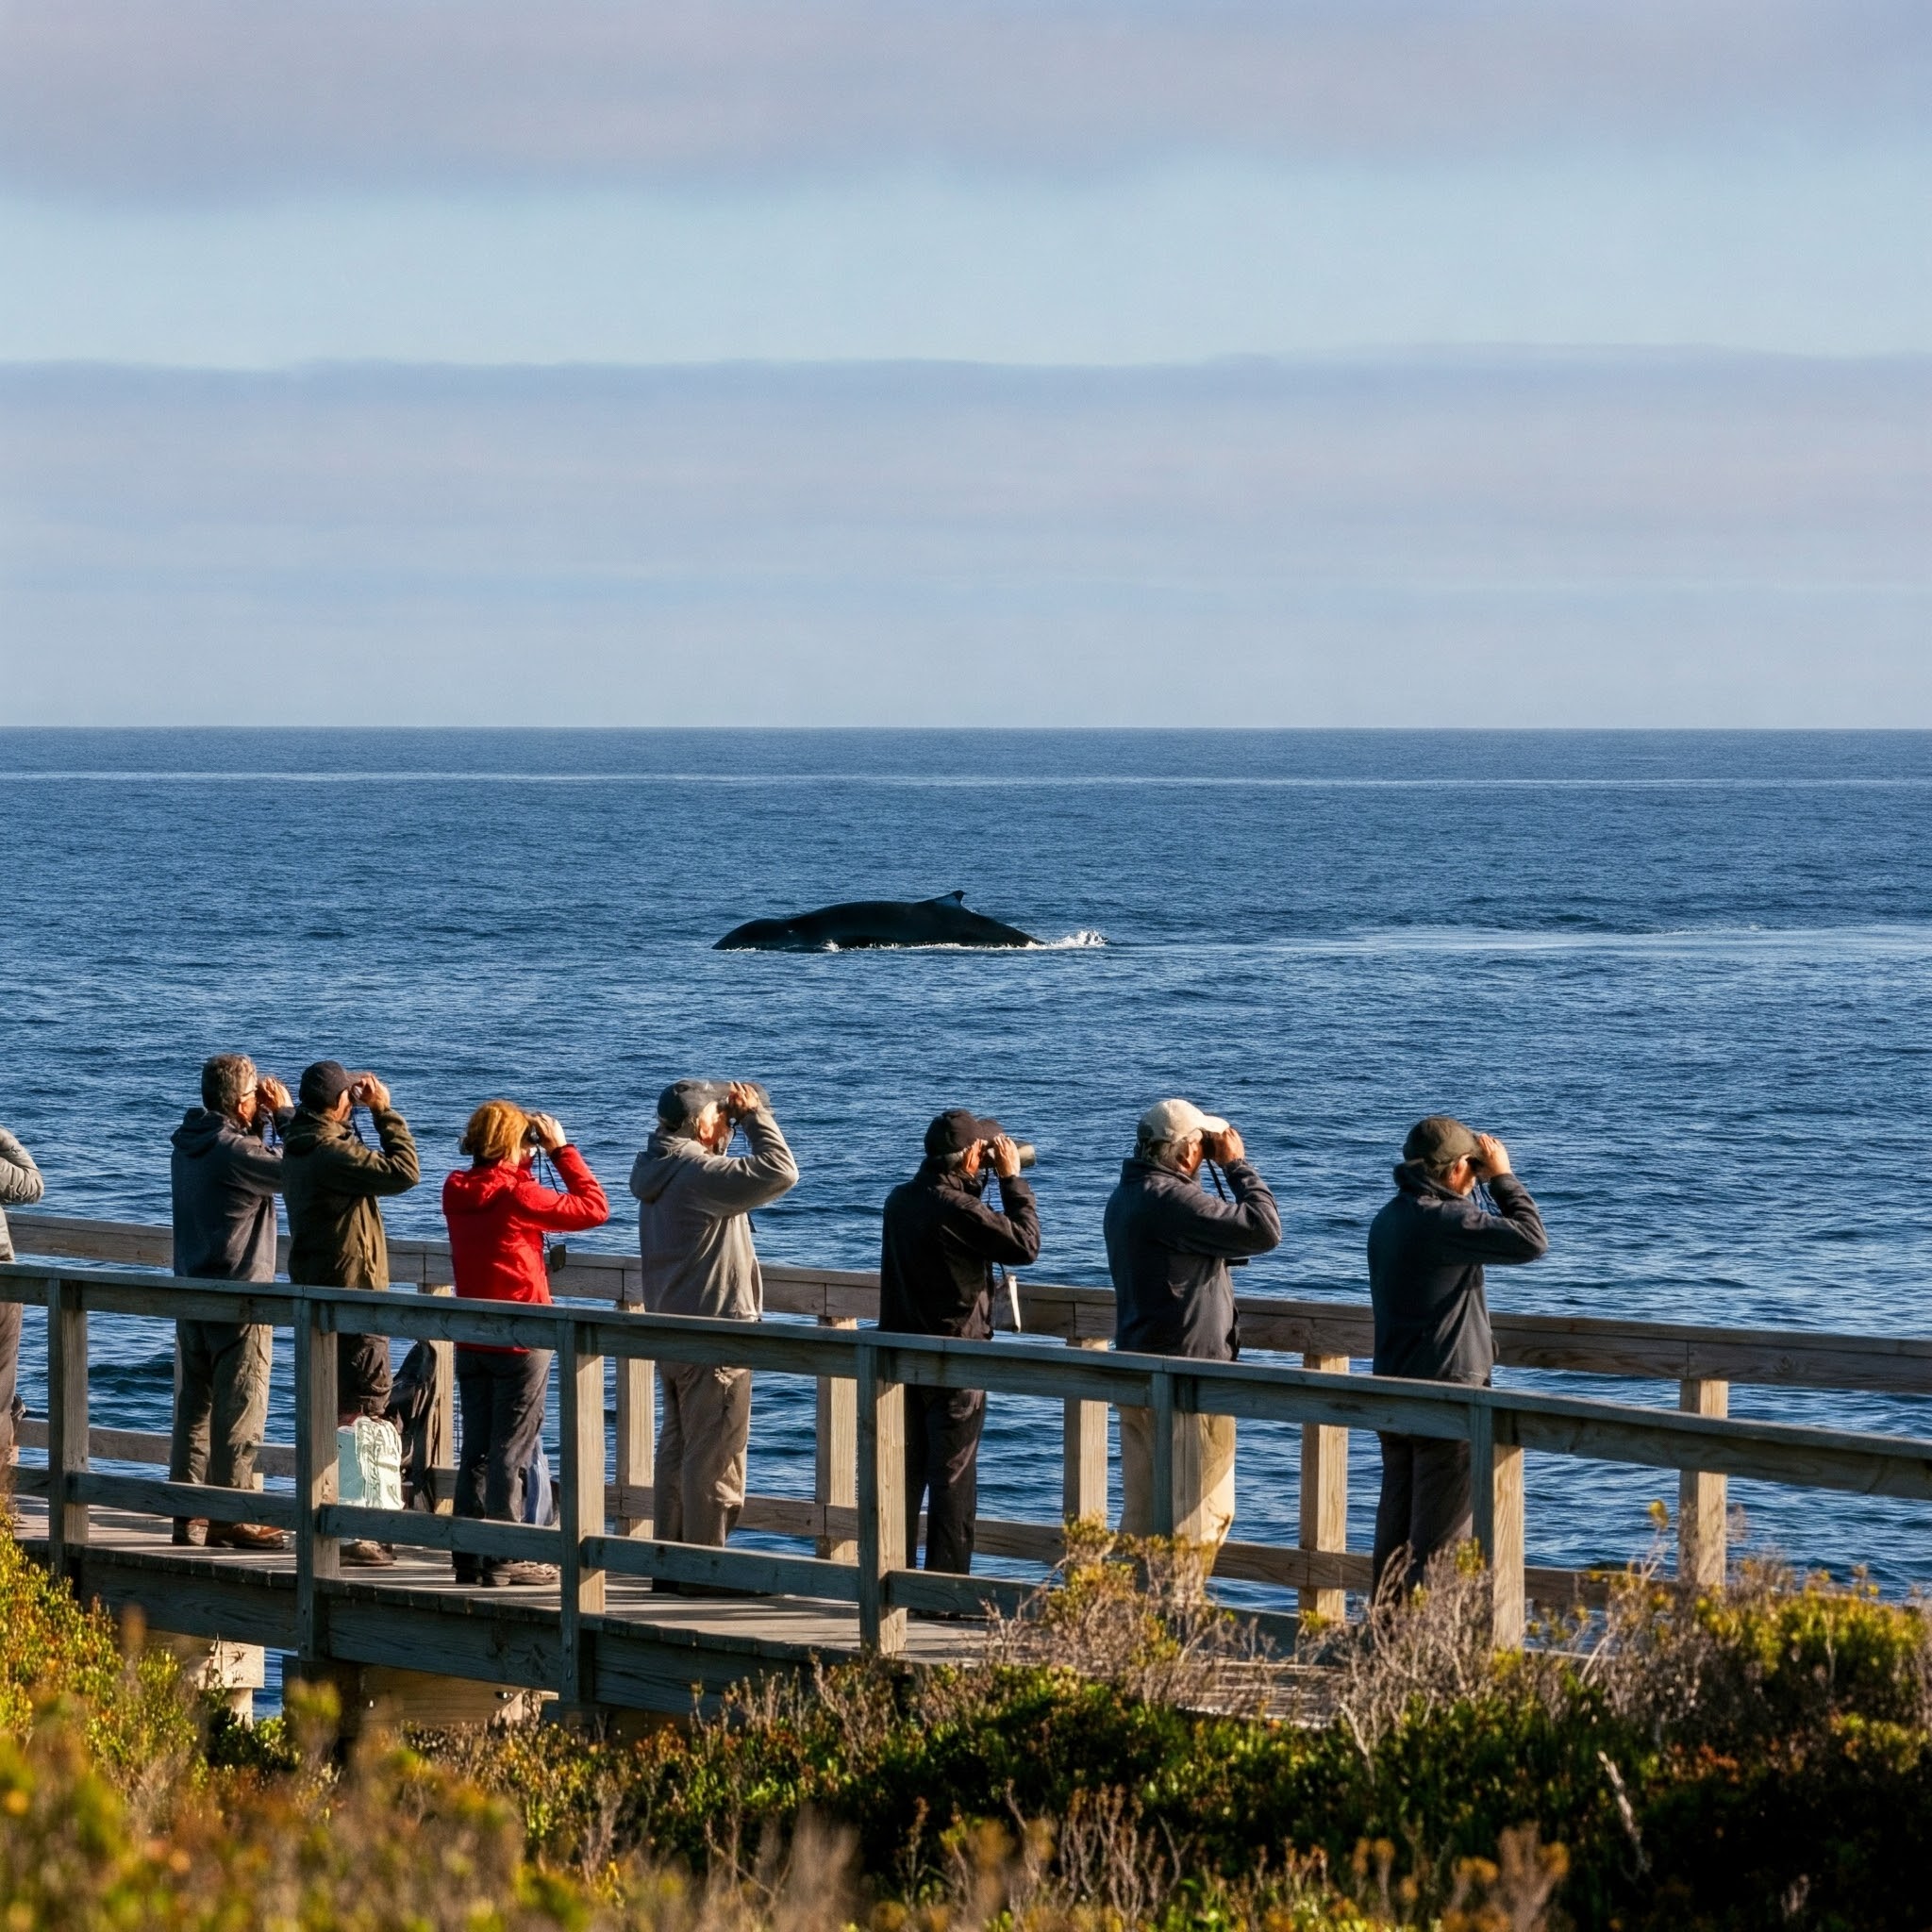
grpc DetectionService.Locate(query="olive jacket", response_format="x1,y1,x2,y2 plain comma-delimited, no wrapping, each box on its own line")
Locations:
0,1125,44,1264
280,1106,421,1289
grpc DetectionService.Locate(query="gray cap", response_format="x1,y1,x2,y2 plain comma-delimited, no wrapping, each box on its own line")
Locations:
1403,1115,1480,1170
658,1078,728,1127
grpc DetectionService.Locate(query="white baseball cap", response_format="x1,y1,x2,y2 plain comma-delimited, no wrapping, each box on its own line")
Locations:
1137,1098,1229,1142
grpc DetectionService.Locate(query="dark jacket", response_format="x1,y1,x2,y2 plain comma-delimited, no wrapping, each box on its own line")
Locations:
280,1106,421,1290
170,1106,292,1282
878,1163,1041,1340
1104,1156,1281,1361
0,1125,44,1265
1368,1163,1548,1386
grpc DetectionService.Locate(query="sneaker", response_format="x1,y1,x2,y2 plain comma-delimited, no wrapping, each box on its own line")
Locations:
479,1561,559,1589
205,1522,287,1552
340,1539,397,1569
452,1557,480,1585
172,1519,209,1548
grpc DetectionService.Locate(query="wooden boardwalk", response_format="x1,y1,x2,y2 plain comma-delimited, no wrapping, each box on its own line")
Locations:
8,1209,1932,1727
8,1494,979,1723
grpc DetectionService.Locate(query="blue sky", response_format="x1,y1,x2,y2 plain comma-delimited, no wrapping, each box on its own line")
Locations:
0,1,1927,722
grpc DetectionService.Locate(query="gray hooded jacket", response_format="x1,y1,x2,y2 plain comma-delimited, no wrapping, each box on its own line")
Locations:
0,1125,45,1264
629,1106,799,1321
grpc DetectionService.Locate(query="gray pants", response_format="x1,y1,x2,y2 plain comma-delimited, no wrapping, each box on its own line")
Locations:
171,1320,274,1492
1372,1433,1473,1601
655,1361,750,1547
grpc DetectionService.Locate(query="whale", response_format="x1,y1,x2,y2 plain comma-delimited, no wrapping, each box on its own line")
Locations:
714,891,1040,951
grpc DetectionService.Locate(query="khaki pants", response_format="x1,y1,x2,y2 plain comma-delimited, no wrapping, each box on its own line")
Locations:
1118,1406,1237,1552
655,1362,751,1546
171,1320,274,1492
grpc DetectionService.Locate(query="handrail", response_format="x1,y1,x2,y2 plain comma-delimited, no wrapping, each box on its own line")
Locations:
7,1257,1932,1667
14,1208,1929,1392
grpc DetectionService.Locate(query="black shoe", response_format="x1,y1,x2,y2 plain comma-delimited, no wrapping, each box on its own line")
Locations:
452,1558,480,1585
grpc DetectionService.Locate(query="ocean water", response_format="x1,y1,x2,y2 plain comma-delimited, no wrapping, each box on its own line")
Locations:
2,727,1931,1608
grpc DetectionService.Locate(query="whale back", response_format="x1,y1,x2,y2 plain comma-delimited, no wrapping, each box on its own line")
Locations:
715,891,1038,950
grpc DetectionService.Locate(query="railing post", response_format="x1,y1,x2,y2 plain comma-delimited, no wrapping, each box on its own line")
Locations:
1471,1399,1525,1648
856,1343,906,1656
1062,1337,1109,1526
293,1294,340,1661
417,1279,456,1512
558,1323,607,1707
612,1288,655,1540
1148,1370,1176,1538
45,1278,88,1581
1298,1351,1350,1624
1678,1377,1729,1589
816,1316,858,1561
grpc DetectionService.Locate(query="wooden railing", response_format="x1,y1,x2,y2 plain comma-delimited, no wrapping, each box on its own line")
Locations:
5,1219,1932,1682
14,1211,1932,1620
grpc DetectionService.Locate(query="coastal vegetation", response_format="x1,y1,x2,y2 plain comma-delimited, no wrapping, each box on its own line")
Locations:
2,1522,1930,1928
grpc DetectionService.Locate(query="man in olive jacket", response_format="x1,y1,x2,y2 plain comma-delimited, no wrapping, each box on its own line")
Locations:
280,1059,420,1442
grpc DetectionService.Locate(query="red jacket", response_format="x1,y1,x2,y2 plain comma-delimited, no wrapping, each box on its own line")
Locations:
442,1146,609,1346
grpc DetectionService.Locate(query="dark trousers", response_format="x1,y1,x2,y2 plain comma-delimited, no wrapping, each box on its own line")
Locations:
456,1347,552,1573
339,1331,392,1420
1372,1433,1473,1601
905,1384,986,1574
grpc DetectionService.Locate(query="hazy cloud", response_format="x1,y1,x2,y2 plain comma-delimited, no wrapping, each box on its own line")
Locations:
2,1,1925,197
2,355,1925,725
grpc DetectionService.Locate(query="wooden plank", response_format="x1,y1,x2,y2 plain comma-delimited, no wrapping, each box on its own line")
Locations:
887,1568,1034,1619
1063,1338,1110,1525
1297,1352,1350,1625
322,1591,560,1690
1678,1378,1728,1589
316,1507,562,1563
45,1277,89,1580
558,1325,607,1704
1471,1405,1525,1648
856,1346,907,1655
60,1547,298,1651
293,1308,339,1659
586,1536,860,1603
1149,1371,1176,1537
74,1474,298,1531
614,1342,655,1540
815,1317,858,1562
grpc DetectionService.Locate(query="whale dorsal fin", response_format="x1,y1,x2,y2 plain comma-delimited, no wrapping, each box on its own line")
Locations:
926,891,966,906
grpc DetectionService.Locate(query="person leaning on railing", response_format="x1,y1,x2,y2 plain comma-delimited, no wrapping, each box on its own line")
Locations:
1367,1115,1549,1603
630,1079,798,1577
0,1118,44,1493
167,1052,294,1551
1103,1099,1282,1554
279,1059,421,1569
442,1101,609,1590
878,1108,1041,1578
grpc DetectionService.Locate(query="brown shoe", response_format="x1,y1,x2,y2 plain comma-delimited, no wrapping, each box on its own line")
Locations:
339,1539,397,1569
206,1522,287,1552
480,1561,559,1589
172,1519,209,1548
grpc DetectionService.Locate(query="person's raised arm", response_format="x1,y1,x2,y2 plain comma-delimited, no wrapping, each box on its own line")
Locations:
517,1117,611,1231
1440,1137,1548,1263
683,1103,800,1215
314,1076,421,1198
1153,1127,1282,1259
0,1127,43,1208
941,1138,1041,1265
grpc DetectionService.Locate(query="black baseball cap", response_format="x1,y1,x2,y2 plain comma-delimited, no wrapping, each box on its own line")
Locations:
1403,1114,1480,1169
299,1059,356,1110
924,1108,1003,1158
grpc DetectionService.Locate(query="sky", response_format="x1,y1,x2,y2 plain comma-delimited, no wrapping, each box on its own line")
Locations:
1,1,1928,724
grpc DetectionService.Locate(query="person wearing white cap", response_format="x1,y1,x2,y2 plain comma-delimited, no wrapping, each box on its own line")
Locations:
1102,1099,1281,1551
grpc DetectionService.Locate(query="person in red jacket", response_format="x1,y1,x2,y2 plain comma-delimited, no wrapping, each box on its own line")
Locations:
442,1100,608,1588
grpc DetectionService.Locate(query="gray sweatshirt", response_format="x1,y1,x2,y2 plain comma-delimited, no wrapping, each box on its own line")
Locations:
628,1107,799,1321
0,1125,45,1264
